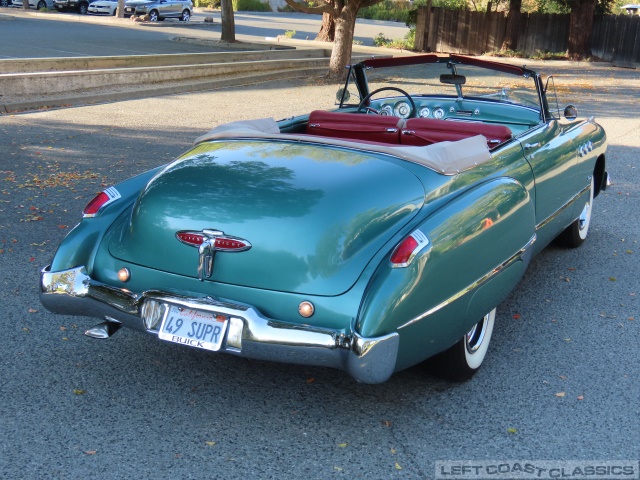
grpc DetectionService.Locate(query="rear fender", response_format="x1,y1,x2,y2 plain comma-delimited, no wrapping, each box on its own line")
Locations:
356,177,536,368
49,167,162,273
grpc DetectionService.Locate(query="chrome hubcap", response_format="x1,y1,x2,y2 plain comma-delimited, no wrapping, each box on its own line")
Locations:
465,313,489,354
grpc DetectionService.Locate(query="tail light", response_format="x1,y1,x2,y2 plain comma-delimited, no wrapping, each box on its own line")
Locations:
390,229,430,267
83,186,121,218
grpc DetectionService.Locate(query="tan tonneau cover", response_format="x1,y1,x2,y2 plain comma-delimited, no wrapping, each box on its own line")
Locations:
195,118,492,175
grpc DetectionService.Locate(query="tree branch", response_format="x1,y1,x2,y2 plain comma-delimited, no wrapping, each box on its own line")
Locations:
283,0,335,15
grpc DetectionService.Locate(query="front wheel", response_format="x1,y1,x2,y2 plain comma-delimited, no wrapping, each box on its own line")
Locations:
555,176,594,248
180,9,190,21
36,0,46,8
428,308,496,381
148,9,158,21
77,1,88,13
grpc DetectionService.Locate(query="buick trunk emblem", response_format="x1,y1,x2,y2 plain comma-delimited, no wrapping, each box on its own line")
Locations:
176,229,252,281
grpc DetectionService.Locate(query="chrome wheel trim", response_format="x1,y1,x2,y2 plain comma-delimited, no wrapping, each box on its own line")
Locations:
181,9,190,20
149,10,158,21
463,308,496,369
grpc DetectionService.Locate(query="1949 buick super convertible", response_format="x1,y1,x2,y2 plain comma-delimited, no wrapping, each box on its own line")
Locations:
40,54,609,384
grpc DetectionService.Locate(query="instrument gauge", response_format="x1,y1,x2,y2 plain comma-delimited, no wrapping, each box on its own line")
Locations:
393,101,412,119
419,107,431,118
433,107,445,119
380,105,394,116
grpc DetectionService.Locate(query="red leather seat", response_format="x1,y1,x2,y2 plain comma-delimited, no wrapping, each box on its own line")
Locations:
306,111,403,144
401,118,512,147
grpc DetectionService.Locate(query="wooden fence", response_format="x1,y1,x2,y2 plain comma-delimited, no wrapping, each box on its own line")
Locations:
415,7,640,68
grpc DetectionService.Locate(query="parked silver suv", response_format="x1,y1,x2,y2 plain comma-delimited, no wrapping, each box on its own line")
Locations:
124,0,192,21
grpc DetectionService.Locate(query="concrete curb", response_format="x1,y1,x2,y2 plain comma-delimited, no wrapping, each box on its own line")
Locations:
0,67,329,114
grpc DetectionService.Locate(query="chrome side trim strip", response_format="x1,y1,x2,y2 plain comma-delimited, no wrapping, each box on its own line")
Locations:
397,234,537,330
535,183,591,231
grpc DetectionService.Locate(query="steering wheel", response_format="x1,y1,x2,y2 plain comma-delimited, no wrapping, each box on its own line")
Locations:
356,87,416,117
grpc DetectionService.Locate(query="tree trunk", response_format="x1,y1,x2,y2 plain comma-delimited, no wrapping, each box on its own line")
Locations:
316,12,335,42
567,0,596,58
501,0,521,51
22,0,29,10
328,8,357,80
221,0,236,43
117,0,125,18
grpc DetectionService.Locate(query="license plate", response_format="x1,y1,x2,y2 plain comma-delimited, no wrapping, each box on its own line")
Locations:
158,305,228,352
125,7,133,12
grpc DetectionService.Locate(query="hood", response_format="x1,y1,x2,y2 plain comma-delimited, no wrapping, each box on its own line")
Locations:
109,140,425,295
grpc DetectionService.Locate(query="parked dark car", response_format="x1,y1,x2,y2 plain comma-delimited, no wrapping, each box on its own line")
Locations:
53,0,90,13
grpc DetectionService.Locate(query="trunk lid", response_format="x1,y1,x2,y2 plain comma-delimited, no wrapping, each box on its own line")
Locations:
109,140,426,295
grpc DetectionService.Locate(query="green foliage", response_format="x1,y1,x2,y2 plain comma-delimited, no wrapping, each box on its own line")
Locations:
283,29,296,38
536,0,616,14
195,0,220,7
232,0,271,11
373,30,416,50
358,0,466,24
491,49,569,60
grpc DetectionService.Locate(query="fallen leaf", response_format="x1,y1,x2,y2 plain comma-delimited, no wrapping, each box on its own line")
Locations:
390,448,397,455
28,308,38,313
555,392,566,397
73,389,86,395
513,313,521,319
382,420,392,427
507,427,517,433
577,395,584,400
337,443,348,448
205,441,217,446
84,450,97,455
334,467,343,471
395,462,402,470
609,277,616,281
306,377,315,384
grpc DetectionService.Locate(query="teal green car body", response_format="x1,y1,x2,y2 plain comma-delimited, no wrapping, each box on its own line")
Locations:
40,55,608,383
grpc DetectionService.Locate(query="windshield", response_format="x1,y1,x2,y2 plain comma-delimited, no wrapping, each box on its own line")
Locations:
340,60,541,113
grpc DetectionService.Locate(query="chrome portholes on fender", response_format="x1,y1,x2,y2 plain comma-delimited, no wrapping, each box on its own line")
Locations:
427,308,497,381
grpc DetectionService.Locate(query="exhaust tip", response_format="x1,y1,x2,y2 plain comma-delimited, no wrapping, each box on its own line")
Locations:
85,320,121,339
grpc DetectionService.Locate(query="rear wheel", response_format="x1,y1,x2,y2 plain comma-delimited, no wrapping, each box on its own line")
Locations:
555,176,594,248
1,0,9,7
77,1,88,13
428,308,496,381
148,9,158,21
36,0,45,8
180,8,190,21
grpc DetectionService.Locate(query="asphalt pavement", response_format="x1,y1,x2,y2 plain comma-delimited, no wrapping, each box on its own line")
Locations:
0,62,638,478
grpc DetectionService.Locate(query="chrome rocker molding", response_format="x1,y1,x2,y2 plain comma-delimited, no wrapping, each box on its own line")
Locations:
40,265,399,384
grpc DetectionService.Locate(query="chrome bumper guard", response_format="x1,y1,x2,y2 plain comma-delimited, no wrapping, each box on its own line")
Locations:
40,266,399,384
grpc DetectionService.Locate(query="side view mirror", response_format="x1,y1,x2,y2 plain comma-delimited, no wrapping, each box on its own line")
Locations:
336,88,351,104
564,105,578,120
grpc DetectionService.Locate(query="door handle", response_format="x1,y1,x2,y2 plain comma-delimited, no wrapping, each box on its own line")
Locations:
524,142,540,149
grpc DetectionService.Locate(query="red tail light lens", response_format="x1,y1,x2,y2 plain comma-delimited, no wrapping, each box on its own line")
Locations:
83,192,110,216
83,187,121,218
390,229,430,267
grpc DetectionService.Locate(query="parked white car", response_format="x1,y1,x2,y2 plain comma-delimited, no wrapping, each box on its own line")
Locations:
88,0,117,14
11,0,55,8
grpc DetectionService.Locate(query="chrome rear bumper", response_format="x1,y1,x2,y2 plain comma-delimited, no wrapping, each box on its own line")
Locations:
40,265,399,384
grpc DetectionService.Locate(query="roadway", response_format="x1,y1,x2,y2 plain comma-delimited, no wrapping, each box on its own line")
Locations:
0,61,638,477
0,8,410,58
